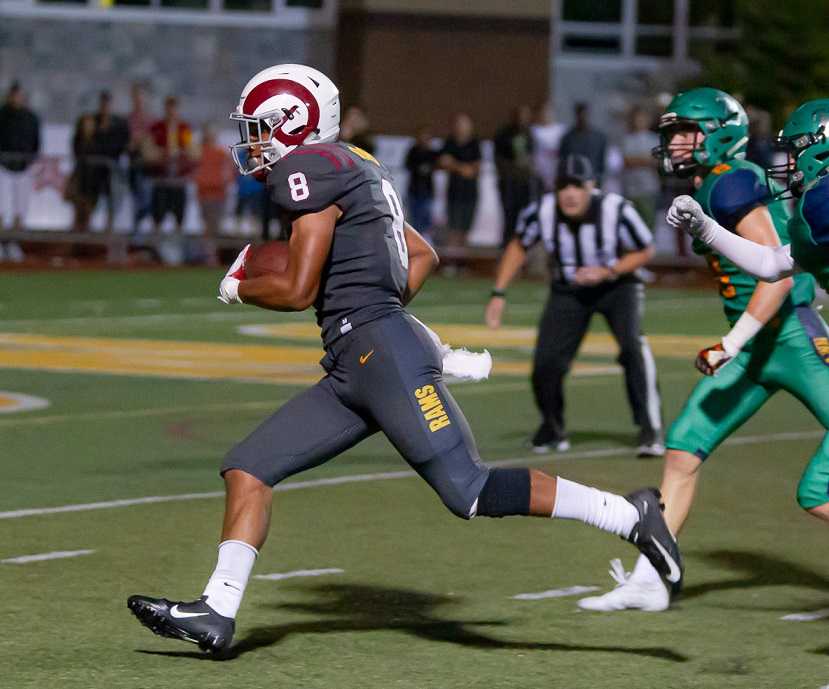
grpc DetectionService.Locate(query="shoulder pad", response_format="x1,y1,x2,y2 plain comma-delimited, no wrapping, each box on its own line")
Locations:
709,167,769,229
802,177,829,246
269,144,355,213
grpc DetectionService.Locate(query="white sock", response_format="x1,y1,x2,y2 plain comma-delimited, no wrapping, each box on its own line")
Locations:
629,553,663,585
202,539,258,619
551,477,638,538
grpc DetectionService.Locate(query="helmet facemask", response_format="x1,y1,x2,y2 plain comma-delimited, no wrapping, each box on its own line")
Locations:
767,125,827,199
653,116,708,179
230,105,320,177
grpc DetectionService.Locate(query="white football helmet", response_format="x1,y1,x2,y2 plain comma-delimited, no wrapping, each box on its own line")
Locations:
230,64,340,177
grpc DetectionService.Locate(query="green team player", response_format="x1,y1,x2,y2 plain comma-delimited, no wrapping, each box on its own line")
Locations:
670,98,829,291
581,88,829,612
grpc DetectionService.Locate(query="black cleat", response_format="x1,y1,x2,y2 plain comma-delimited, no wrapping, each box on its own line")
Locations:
624,488,684,594
127,595,234,654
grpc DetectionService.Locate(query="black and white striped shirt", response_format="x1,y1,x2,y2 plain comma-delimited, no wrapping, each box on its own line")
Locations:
515,191,653,286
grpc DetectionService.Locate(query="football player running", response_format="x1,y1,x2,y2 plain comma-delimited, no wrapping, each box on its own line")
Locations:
126,64,682,654
668,99,829,292
580,88,829,613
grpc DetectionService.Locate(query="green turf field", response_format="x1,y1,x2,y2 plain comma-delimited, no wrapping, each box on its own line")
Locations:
3,269,829,689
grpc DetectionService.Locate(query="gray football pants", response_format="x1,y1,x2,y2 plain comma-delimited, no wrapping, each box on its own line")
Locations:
221,312,490,518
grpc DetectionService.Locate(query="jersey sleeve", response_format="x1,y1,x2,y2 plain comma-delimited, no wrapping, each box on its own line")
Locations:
515,200,541,249
709,168,770,230
802,181,829,246
269,148,349,214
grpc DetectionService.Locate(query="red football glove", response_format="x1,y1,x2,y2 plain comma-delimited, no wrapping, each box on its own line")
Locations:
695,342,733,376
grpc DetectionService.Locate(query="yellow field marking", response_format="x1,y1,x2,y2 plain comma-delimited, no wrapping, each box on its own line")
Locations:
0,321,710,385
240,322,715,357
0,333,325,385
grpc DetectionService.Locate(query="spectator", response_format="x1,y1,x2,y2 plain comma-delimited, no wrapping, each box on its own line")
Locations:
621,106,660,229
0,81,40,262
193,125,234,265
559,102,607,182
145,96,194,234
340,105,375,155
530,100,566,193
404,126,437,241
438,112,481,254
92,90,129,233
127,83,153,232
494,104,536,246
68,113,99,233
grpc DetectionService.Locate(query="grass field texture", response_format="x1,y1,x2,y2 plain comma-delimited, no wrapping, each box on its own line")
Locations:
2,269,829,689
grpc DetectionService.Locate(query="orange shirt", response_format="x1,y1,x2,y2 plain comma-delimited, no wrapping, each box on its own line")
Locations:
194,144,234,201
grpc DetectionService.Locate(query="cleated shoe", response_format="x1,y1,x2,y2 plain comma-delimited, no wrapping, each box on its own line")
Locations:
577,559,670,612
127,595,234,654
623,488,683,593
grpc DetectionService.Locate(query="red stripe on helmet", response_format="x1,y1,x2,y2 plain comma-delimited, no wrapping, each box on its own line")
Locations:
243,78,319,120
242,78,321,148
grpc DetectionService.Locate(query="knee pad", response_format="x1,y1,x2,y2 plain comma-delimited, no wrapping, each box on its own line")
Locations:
475,468,532,518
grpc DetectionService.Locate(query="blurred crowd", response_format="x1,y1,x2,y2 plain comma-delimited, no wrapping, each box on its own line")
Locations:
400,97,779,263
0,79,779,266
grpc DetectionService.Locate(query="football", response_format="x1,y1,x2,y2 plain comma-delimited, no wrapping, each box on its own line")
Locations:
245,241,290,278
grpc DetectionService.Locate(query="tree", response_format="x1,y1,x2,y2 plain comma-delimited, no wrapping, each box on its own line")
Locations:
689,0,829,121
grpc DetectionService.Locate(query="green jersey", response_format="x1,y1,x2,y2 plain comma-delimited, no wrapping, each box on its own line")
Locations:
791,175,829,291
692,159,815,325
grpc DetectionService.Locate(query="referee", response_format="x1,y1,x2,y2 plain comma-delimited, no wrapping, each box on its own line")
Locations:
485,154,663,457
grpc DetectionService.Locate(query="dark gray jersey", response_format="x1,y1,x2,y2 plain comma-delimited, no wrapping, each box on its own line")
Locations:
268,142,409,347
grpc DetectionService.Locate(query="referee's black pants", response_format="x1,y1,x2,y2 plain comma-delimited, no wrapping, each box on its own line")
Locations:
531,279,662,443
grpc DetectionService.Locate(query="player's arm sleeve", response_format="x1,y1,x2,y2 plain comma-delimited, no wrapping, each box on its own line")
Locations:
617,200,653,251
515,200,541,249
702,219,796,281
269,151,347,215
709,169,770,230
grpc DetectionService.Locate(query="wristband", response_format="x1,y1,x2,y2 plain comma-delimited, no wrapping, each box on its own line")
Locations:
490,289,507,298
721,311,763,356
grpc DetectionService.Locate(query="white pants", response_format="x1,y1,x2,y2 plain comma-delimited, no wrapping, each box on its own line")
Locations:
0,166,33,227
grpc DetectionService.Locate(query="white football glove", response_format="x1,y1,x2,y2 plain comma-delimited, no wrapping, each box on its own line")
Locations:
218,244,250,305
666,195,714,241
409,315,492,382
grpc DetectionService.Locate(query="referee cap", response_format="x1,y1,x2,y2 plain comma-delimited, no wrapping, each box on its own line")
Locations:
556,154,595,187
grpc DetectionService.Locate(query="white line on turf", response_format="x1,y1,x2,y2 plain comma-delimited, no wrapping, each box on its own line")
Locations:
254,568,344,581
0,428,823,521
781,609,829,622
512,586,600,600
1,549,95,564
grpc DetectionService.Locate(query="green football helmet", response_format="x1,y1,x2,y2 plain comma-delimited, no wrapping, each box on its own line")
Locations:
653,87,749,178
768,99,829,197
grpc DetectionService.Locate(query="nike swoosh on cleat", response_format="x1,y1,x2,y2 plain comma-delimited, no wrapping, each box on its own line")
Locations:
223,582,240,591
170,605,210,619
650,536,681,583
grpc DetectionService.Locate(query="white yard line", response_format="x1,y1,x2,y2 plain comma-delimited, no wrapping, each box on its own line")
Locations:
0,391,50,414
0,398,291,427
0,428,822,522
512,585,600,600
1,549,95,564
254,568,344,581
781,609,829,622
